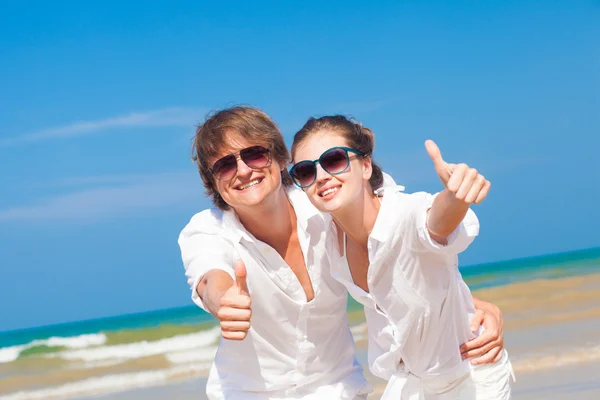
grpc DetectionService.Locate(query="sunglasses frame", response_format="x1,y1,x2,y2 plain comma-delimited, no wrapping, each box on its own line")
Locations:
290,146,365,188
209,145,272,182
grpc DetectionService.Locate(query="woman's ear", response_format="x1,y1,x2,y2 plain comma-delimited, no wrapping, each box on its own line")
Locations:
362,156,373,180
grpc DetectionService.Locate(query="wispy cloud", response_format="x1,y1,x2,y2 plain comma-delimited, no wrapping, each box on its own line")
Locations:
0,107,207,147
0,171,207,223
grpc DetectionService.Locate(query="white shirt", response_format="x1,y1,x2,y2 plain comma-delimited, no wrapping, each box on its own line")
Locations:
178,187,371,400
327,186,481,397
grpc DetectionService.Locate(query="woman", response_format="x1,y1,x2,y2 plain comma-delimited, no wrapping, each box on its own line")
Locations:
290,116,514,399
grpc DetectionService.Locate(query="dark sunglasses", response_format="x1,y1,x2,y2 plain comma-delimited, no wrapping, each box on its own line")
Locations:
290,146,364,188
210,145,272,181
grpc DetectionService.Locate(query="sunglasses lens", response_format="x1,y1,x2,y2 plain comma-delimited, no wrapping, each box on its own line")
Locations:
321,148,349,174
212,155,237,181
240,146,270,168
291,161,317,187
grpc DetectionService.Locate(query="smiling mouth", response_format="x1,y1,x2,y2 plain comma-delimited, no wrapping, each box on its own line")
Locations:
319,187,339,197
237,178,263,190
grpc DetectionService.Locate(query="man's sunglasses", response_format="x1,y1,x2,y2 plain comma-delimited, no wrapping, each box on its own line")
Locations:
290,146,364,188
210,145,272,181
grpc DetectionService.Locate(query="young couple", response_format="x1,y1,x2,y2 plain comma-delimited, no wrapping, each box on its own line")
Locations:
178,106,514,400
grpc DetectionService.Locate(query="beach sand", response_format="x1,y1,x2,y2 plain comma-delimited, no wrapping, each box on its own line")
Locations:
112,274,600,399
3,272,600,400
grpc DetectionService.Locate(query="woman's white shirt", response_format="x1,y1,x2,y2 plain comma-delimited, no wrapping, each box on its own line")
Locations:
327,186,480,383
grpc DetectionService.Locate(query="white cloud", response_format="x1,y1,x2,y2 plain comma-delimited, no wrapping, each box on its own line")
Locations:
0,171,208,223
0,107,207,147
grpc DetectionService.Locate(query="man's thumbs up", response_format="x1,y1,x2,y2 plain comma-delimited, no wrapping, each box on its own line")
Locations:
234,260,249,296
217,259,252,341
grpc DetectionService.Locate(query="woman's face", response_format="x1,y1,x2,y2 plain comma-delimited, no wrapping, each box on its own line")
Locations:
292,130,372,214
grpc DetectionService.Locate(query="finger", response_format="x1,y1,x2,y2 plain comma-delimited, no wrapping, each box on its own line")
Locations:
425,140,450,182
455,168,479,201
234,259,249,295
460,328,500,354
446,163,468,193
471,346,502,365
217,307,252,322
220,293,251,309
222,331,248,341
474,180,491,204
465,175,486,204
220,320,251,332
469,309,485,333
461,339,498,360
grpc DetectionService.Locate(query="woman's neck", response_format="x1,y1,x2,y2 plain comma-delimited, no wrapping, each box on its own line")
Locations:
332,185,381,249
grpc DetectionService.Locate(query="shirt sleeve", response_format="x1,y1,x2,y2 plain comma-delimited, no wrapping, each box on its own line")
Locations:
178,209,236,312
414,192,480,255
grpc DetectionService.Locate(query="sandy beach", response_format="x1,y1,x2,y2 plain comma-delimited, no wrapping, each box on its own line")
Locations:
81,273,600,400
2,266,600,400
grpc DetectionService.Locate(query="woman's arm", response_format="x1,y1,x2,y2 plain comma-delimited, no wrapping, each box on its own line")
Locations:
424,140,490,244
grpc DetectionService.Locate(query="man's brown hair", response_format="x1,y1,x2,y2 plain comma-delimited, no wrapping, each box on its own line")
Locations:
192,106,293,210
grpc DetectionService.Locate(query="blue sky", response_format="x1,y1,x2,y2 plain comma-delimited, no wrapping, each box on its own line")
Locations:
1,1,598,331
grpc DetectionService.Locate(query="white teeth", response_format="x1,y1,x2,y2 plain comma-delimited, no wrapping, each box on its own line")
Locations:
320,187,338,197
239,179,261,190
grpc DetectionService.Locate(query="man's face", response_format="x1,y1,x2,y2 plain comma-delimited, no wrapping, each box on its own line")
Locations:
210,133,284,213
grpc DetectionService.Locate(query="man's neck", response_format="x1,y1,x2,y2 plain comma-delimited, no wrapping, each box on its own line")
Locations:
332,186,380,249
236,187,294,248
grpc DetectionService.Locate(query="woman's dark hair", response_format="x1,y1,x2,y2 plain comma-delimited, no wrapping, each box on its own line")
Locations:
291,115,384,191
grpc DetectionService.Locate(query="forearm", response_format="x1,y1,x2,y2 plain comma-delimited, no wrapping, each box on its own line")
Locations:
197,270,235,318
427,189,470,242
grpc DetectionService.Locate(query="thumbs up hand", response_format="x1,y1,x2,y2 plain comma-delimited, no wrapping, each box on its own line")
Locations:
217,260,252,340
425,140,491,204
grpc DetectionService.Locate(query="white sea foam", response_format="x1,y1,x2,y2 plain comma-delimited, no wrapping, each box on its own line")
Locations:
0,334,106,364
350,322,368,335
166,346,217,364
512,343,600,372
0,364,207,400
51,327,221,363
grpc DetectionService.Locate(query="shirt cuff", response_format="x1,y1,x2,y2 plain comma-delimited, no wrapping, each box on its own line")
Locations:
416,193,480,255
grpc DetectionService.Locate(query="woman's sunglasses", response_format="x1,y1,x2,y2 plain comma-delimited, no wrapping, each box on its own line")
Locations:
210,145,272,181
290,146,364,188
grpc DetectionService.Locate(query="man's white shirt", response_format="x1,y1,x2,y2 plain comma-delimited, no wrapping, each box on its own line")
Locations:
179,187,370,400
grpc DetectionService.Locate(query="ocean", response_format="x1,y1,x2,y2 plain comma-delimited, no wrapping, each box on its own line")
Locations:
1,247,599,399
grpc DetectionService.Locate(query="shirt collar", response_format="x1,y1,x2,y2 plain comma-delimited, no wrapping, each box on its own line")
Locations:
370,184,405,243
286,186,325,234
221,186,322,243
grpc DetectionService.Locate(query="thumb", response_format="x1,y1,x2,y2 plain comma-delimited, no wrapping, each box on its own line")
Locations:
425,140,450,182
234,259,249,296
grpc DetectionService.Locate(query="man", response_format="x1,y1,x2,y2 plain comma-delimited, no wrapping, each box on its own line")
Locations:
178,106,505,400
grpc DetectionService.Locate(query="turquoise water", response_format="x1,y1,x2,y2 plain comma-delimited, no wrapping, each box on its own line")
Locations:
0,304,213,349
1,246,599,350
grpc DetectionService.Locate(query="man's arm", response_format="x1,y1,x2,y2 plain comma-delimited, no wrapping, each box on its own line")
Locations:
178,210,251,340
198,262,252,341
198,269,236,318
461,296,505,364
